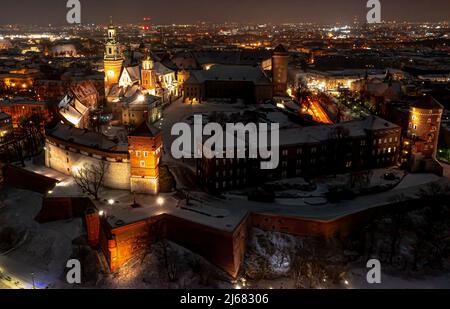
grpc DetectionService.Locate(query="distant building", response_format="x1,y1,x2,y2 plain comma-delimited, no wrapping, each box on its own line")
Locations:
0,39,13,50
0,98,50,127
0,68,40,92
183,65,273,104
197,116,401,192
0,112,12,139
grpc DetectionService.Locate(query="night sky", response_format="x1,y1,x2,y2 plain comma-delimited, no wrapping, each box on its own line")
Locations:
1,0,449,25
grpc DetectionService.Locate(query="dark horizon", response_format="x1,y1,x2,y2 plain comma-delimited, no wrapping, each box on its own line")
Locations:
0,0,449,26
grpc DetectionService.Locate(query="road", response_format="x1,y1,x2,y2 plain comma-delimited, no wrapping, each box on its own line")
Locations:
303,96,334,124
0,256,35,289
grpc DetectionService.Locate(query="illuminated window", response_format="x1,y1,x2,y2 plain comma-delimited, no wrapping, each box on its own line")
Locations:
136,151,141,157
140,161,145,168
144,151,149,157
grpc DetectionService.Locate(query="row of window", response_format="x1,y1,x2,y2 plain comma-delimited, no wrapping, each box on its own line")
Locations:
281,141,369,157
215,168,246,177
374,147,398,155
375,136,398,145
134,150,150,158
216,178,247,189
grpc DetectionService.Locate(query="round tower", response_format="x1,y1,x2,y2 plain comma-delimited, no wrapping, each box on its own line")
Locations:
272,44,289,96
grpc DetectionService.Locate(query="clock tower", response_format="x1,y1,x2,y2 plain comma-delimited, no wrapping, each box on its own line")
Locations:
104,17,123,91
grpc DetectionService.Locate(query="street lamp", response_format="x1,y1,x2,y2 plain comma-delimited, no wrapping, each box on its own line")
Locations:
157,197,164,206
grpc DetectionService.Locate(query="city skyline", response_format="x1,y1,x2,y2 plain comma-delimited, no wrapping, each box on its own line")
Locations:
0,0,449,25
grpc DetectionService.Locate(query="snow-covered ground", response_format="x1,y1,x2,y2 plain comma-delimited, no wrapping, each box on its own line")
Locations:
99,241,232,289
242,229,450,289
0,187,83,289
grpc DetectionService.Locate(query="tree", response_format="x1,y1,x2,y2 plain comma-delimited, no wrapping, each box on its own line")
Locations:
73,160,107,200
348,170,373,189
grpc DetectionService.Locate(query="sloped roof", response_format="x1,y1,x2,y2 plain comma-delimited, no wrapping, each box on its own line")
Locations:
129,121,161,137
153,61,174,75
125,66,141,82
0,112,11,121
46,123,126,152
279,116,399,146
70,80,98,104
411,96,444,110
188,65,272,86
273,44,288,53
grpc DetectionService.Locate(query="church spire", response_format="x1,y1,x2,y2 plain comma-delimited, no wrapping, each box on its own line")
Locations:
104,17,124,90
105,17,121,60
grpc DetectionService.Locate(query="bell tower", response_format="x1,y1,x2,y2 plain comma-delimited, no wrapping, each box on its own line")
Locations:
141,50,157,95
104,17,123,91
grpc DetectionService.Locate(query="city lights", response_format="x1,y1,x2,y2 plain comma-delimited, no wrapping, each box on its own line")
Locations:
0,0,449,297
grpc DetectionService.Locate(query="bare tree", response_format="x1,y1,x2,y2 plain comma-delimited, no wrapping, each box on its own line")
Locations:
73,160,107,200
348,170,373,189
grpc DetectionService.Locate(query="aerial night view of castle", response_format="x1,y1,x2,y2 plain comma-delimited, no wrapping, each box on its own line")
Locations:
1,0,450,303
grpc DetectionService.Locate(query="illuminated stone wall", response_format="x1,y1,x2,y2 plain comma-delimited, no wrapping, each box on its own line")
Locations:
45,141,131,190
99,214,251,278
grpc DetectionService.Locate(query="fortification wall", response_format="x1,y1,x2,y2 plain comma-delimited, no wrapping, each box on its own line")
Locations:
45,141,131,190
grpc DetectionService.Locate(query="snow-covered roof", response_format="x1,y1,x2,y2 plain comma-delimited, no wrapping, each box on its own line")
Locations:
46,123,128,152
279,116,400,146
187,65,271,86
0,112,11,121
153,61,174,75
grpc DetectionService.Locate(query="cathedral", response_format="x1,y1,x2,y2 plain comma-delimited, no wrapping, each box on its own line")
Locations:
103,18,162,128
